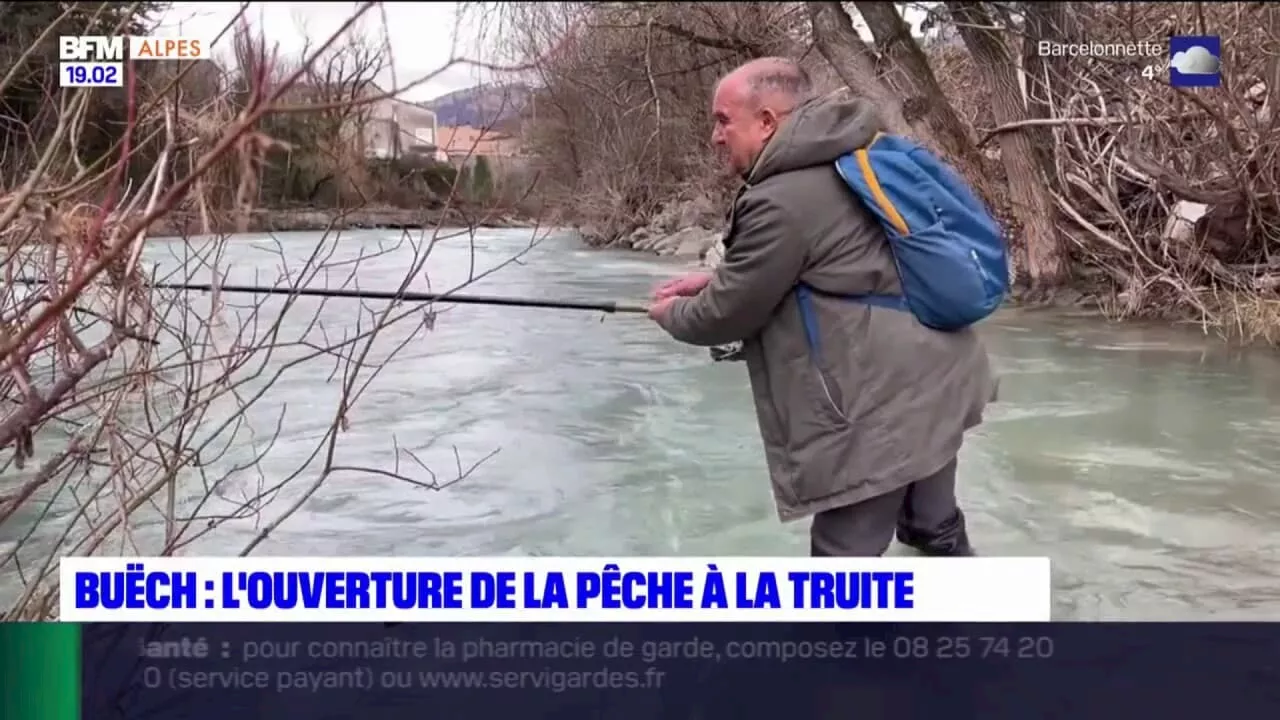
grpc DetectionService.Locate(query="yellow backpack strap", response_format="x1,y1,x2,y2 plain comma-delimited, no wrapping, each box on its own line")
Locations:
853,133,911,236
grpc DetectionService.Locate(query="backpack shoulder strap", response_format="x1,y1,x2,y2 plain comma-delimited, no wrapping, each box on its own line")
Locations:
795,135,922,357
850,133,912,236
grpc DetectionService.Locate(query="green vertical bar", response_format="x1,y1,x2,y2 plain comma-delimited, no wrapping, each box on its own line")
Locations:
0,623,81,720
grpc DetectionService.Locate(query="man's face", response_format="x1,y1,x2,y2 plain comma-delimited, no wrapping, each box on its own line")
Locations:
710,78,779,177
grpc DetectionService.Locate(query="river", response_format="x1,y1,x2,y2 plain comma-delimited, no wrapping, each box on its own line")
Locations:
3,228,1279,620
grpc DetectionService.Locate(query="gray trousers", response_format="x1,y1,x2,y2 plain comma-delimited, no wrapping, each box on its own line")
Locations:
810,458,974,557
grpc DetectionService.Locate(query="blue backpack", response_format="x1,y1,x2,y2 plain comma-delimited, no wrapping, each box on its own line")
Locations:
796,133,1008,345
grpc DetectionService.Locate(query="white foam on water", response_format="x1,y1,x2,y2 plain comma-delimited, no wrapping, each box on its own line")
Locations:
985,399,1124,422
1041,445,1234,482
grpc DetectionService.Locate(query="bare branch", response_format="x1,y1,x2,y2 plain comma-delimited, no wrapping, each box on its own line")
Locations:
0,2,550,619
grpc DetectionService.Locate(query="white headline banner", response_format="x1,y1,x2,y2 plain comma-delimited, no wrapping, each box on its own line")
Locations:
60,556,1052,622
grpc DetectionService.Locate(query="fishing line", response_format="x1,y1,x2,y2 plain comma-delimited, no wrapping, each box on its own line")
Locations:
11,278,649,314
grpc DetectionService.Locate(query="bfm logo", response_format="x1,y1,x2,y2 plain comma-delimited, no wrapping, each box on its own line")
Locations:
60,36,124,61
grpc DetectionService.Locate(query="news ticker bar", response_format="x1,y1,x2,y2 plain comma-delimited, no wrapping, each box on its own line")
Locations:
7,622,1280,720
0,624,80,720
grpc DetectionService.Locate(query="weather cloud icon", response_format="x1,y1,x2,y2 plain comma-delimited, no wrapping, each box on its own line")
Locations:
1170,44,1220,75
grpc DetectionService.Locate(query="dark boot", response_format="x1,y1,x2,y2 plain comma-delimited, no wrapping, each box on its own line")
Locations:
897,508,976,556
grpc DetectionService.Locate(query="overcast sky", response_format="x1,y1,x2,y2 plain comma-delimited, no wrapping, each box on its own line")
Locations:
156,2,920,102
158,2,497,102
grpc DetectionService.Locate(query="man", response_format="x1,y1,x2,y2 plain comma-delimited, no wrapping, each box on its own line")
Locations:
648,57,995,557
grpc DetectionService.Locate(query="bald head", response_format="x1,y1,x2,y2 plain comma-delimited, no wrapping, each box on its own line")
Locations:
711,57,815,176
720,57,816,114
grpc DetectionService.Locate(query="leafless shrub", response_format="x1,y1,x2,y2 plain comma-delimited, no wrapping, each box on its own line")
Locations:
483,0,1280,339
949,2,1280,336
481,2,809,245
0,2,547,619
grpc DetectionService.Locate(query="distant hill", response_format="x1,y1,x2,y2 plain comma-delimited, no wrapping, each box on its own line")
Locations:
423,84,532,130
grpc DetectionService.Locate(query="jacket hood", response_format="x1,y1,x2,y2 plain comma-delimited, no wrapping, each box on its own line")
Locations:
747,96,884,184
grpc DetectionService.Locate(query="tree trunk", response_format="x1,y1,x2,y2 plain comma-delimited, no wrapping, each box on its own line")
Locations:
805,2,912,135
1019,1,1070,183
947,1,1066,290
851,2,987,189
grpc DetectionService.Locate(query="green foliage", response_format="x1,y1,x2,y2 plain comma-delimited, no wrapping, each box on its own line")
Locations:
405,156,462,196
364,155,464,207
470,156,494,202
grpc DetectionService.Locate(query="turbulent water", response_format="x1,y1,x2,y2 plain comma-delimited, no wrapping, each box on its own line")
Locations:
3,228,1279,620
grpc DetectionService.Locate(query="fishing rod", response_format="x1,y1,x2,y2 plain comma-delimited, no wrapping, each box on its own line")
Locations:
10,278,650,314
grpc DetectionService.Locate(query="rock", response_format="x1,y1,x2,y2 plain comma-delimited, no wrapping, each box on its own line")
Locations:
576,196,725,256
652,230,685,255
634,232,662,252
648,236,671,252
578,224,608,246
702,235,727,268
647,203,679,235
623,226,650,249
640,226,719,258
675,196,716,229
671,227,718,258
645,196,719,236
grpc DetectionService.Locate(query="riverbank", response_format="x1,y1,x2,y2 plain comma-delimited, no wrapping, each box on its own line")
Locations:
569,194,1277,344
149,206,536,236
579,208,1109,310
581,206,1177,320
578,197,724,261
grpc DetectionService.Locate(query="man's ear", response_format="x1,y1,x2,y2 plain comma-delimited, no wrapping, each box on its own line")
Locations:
759,107,781,133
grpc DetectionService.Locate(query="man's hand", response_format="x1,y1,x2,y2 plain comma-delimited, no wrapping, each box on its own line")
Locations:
652,271,713,301
647,296,678,322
